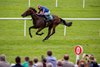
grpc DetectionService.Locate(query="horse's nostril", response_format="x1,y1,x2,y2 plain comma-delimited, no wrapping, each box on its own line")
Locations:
21,14,25,17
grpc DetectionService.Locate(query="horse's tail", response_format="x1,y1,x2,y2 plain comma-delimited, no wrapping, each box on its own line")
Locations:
60,18,72,27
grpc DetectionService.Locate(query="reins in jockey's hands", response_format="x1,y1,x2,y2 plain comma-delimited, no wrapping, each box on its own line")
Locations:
37,5,53,22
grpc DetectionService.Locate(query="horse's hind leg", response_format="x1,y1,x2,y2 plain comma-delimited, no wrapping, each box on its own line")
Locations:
36,28,44,36
29,26,35,38
43,27,52,42
45,25,56,40
49,27,56,38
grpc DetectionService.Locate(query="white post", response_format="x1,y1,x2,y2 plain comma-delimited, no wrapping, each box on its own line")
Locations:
56,0,58,7
24,20,26,37
28,0,30,7
76,55,80,64
83,0,85,8
64,26,66,36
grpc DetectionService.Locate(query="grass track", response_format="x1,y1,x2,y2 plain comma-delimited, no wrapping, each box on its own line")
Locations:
0,0,100,63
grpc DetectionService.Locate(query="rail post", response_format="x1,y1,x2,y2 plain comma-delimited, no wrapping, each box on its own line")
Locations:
24,20,26,37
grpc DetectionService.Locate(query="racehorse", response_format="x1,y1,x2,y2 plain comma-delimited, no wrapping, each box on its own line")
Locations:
21,7,72,41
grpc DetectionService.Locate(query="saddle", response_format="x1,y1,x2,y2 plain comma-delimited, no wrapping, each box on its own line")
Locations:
38,14,53,21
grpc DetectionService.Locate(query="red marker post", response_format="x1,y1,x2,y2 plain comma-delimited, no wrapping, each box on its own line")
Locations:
74,45,83,64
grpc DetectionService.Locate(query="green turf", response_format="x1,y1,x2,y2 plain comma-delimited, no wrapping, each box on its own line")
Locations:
0,0,100,64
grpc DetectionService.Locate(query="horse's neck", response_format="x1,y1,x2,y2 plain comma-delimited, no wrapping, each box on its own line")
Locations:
31,14,39,22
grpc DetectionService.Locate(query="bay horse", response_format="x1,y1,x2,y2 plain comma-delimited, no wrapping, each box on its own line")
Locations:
21,7,72,41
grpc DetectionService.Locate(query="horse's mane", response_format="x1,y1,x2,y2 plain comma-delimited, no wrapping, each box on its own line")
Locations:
29,7,37,13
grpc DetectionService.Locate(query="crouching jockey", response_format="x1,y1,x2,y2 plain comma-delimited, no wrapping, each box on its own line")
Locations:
37,5,53,22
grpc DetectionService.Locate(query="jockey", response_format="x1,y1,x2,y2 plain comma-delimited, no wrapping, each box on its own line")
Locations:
37,5,53,22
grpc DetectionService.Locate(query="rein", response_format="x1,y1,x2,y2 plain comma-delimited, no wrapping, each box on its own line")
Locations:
30,9,39,20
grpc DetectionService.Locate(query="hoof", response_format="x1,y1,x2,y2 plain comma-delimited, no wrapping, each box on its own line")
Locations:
30,35,33,38
42,37,49,42
36,32,44,36
40,32,44,35
42,39,45,42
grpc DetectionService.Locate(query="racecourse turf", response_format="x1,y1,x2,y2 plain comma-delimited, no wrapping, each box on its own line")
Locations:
0,0,100,63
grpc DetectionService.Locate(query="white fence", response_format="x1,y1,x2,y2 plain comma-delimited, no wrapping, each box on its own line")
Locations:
28,0,85,8
0,18,100,37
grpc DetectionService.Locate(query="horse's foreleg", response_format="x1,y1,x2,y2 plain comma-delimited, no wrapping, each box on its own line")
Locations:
36,28,44,36
29,26,35,38
43,27,52,42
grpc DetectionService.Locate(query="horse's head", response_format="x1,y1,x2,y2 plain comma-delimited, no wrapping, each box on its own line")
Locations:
21,7,37,17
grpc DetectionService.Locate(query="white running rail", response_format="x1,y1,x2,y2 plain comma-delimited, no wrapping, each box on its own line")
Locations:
0,18,100,20
0,18,100,36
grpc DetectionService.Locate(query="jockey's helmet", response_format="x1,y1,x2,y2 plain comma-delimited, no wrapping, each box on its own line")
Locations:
38,5,41,10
